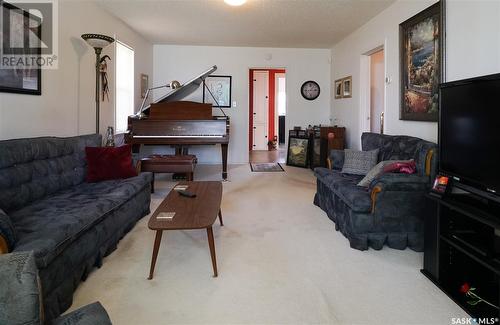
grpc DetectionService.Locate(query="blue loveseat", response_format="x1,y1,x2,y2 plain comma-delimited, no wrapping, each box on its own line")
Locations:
0,134,152,321
313,132,437,251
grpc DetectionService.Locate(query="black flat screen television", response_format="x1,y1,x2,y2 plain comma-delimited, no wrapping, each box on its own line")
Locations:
439,73,500,199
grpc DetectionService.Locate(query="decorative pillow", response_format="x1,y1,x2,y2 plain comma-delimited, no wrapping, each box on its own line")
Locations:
357,159,414,187
0,208,16,252
383,160,416,174
341,149,379,175
329,149,345,170
85,145,137,183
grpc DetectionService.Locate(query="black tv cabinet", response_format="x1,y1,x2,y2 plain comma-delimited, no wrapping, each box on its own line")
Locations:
423,193,500,321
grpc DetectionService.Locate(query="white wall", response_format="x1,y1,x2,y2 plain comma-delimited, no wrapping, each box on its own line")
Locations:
331,0,500,149
0,1,153,140
152,45,331,164
446,0,500,81
331,0,438,149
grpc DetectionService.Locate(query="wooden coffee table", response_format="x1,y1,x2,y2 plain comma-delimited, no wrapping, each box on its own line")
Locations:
147,181,223,279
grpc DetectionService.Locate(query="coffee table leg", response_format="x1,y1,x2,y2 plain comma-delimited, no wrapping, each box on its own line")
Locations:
148,230,163,280
218,209,224,226
206,226,218,277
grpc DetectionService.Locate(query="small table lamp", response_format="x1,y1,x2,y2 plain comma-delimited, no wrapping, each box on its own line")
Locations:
136,81,181,119
81,33,115,134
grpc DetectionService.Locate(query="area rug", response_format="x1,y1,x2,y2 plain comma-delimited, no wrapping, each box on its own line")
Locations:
250,162,285,172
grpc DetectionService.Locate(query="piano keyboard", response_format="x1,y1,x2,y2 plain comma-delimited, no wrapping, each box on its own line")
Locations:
134,135,225,138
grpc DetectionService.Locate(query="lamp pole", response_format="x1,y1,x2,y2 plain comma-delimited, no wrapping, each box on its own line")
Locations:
94,47,102,134
81,33,114,135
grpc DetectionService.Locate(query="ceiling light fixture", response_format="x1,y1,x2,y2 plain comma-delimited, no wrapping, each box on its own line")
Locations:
224,0,246,6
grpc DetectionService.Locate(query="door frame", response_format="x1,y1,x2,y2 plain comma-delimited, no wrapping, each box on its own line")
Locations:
248,68,286,151
360,43,386,137
274,72,286,146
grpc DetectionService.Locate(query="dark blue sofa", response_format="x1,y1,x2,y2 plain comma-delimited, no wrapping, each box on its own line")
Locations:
0,134,152,321
313,132,437,251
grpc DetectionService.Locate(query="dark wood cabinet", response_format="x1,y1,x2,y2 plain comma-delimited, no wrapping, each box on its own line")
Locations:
423,193,500,320
310,126,345,169
288,126,346,169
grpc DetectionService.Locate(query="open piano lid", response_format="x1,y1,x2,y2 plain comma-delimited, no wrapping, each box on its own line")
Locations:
143,65,217,111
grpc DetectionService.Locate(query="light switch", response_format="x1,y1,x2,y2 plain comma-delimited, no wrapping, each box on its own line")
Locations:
232,101,237,107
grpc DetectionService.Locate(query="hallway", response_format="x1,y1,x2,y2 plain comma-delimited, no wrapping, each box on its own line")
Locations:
249,145,287,163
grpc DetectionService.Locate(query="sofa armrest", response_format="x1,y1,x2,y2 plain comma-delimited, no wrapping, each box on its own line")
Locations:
52,302,112,325
369,174,430,214
0,236,7,254
135,159,142,174
0,208,16,254
0,252,42,324
327,149,345,170
369,173,429,192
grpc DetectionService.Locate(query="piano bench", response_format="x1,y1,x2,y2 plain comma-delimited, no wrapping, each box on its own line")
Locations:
140,154,198,193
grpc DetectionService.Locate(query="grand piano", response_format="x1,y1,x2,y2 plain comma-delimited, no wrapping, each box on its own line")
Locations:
125,66,230,180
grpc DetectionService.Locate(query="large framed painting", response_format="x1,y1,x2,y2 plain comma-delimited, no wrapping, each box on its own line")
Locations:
287,136,310,168
203,75,232,108
0,1,42,95
399,2,444,121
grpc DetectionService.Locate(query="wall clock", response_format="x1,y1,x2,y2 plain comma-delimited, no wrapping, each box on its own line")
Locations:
301,81,320,100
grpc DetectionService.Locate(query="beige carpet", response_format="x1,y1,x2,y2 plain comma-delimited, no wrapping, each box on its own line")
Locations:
69,164,467,324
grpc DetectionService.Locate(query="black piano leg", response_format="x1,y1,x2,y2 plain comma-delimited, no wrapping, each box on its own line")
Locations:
132,144,141,154
221,143,228,181
175,146,189,156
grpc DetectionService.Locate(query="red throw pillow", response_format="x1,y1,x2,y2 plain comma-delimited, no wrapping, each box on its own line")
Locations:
383,160,416,174
85,145,137,182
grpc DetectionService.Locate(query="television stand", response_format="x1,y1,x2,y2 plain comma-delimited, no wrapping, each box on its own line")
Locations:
423,193,500,321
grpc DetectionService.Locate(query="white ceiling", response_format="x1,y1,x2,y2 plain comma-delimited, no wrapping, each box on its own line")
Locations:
97,0,395,49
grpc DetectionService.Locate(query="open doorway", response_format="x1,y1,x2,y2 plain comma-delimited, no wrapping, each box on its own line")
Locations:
370,50,385,133
361,46,385,135
249,68,286,163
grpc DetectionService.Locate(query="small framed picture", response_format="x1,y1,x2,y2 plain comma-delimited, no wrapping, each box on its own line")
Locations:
203,75,232,108
431,174,450,195
287,136,310,168
342,76,352,98
334,79,343,99
140,74,149,98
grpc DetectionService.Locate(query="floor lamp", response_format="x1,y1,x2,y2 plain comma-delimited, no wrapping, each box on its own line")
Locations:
81,33,115,134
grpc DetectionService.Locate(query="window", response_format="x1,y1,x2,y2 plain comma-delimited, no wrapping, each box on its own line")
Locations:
115,41,134,133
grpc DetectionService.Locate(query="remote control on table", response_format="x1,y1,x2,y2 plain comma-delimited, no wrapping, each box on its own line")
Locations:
178,190,196,198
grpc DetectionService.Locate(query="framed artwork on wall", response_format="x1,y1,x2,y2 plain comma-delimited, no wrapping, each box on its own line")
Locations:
334,79,343,99
203,75,232,108
0,1,42,95
342,76,352,98
286,136,310,168
399,1,444,122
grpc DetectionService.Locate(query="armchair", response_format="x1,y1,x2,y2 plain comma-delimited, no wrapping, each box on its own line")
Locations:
0,251,112,325
314,132,437,251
